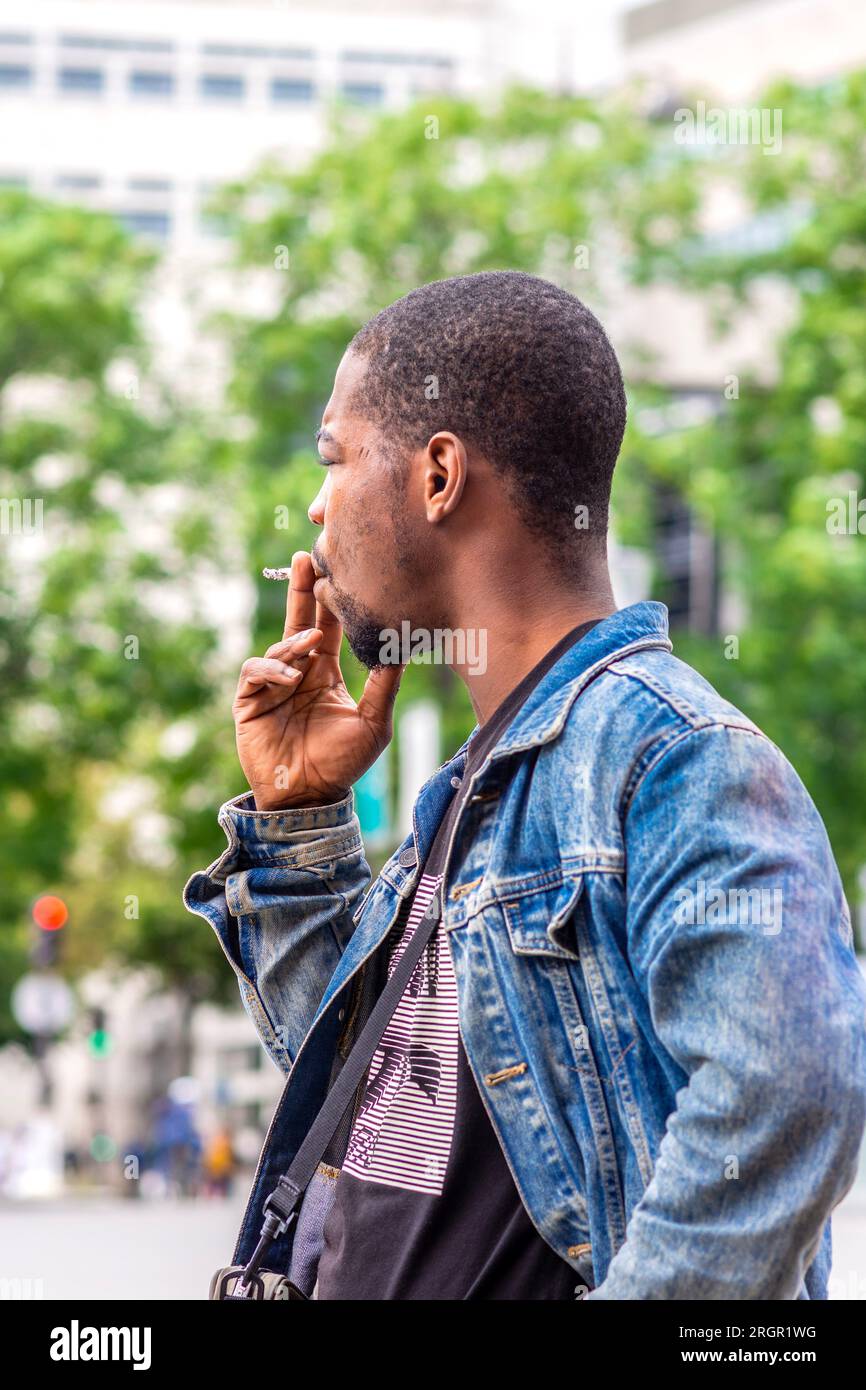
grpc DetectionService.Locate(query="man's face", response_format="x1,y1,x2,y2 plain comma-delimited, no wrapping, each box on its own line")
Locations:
307,350,428,669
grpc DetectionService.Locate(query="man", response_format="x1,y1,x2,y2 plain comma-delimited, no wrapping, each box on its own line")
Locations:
185,270,866,1300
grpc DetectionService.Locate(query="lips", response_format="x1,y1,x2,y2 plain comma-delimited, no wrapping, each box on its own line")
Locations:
311,557,329,597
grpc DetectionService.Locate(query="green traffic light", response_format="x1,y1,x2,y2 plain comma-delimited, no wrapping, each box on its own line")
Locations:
88,1029,112,1057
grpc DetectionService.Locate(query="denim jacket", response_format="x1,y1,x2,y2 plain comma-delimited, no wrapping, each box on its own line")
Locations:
183,601,866,1300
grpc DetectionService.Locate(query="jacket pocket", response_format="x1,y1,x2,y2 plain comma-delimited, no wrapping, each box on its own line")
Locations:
499,872,586,961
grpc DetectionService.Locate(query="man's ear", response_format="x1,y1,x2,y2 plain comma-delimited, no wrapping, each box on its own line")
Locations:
425,432,467,522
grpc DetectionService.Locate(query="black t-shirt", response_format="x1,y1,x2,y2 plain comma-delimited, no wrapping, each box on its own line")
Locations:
315,619,603,1300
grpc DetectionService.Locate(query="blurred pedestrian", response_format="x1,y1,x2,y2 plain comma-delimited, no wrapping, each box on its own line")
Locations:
203,1127,235,1198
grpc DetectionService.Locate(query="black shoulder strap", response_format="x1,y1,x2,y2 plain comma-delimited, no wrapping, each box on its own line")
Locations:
238,887,443,1286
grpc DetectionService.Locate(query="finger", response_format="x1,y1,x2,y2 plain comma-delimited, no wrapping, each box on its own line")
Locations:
313,591,343,658
234,674,301,718
264,628,322,662
235,657,304,702
357,662,405,731
283,551,316,640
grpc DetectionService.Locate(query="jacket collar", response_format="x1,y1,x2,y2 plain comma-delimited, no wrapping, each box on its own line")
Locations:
399,602,671,889
456,599,672,766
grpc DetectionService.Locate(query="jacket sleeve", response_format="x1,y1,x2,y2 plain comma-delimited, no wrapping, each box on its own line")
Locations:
182,789,372,1074
586,723,866,1300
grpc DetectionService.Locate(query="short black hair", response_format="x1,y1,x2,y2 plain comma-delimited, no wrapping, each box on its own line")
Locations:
347,271,626,555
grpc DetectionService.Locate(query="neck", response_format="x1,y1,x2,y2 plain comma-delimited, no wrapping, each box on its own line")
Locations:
447,569,617,724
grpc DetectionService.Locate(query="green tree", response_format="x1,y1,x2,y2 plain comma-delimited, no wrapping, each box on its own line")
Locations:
0,192,234,1043
612,71,866,923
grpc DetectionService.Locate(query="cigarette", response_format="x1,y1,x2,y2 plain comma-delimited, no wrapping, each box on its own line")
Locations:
262,567,293,580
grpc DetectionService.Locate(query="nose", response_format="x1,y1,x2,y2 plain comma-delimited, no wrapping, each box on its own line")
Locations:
308,476,327,527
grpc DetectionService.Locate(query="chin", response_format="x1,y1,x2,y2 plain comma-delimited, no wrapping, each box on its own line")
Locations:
344,626,390,672
323,577,392,670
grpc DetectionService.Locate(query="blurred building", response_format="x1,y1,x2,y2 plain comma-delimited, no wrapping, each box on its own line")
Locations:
624,0,866,98
0,0,616,246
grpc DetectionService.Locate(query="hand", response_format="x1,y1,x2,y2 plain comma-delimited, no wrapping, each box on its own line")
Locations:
232,551,404,810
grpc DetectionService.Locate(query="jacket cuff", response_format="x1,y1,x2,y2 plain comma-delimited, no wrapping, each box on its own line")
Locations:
222,787,357,829
206,788,363,875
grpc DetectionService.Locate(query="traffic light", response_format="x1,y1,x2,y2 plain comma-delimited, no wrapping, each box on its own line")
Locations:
30,894,68,967
87,1007,112,1058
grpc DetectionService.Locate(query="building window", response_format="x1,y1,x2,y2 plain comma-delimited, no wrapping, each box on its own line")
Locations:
201,42,313,60
116,209,172,241
58,67,105,94
56,173,102,189
199,73,245,101
61,34,174,53
0,63,31,87
340,51,451,67
340,81,384,107
271,77,314,103
653,482,720,635
128,177,173,193
129,69,175,98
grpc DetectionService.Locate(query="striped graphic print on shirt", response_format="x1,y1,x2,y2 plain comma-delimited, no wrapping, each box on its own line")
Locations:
340,871,459,1195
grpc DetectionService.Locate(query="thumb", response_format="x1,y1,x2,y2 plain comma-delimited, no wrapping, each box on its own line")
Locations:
357,661,405,732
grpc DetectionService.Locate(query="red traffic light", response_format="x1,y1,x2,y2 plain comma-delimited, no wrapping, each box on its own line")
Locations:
32,895,68,931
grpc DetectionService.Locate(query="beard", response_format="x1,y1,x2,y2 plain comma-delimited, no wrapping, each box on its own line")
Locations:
311,545,396,671
326,577,395,671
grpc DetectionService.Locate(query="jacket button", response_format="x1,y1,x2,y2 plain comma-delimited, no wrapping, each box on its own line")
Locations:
398,848,417,867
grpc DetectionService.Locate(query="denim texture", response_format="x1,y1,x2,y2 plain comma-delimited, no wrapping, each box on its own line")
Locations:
184,602,866,1299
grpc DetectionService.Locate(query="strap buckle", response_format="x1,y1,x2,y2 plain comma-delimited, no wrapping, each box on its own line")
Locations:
235,1184,300,1295
262,1176,301,1229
